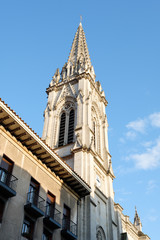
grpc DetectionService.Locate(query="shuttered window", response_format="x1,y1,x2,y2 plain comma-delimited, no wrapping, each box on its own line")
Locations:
58,113,66,147
68,110,74,144
93,121,96,148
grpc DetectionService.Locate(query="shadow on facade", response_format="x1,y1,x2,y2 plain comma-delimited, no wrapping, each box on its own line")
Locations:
0,158,79,240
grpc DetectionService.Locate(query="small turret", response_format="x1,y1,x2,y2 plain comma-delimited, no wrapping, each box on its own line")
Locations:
134,207,142,231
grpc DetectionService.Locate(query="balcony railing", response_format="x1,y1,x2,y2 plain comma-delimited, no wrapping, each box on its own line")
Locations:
26,191,45,212
43,204,61,229
0,167,18,197
24,191,45,219
45,204,61,224
62,217,77,237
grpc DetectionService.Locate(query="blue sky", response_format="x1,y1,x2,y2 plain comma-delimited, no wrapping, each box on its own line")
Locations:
0,1,160,239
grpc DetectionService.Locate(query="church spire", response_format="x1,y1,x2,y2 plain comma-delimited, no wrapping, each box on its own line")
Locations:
48,23,96,88
134,206,142,231
67,22,92,70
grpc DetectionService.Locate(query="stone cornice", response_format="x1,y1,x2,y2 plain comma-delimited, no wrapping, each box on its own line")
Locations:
0,98,91,197
46,72,108,106
71,145,115,179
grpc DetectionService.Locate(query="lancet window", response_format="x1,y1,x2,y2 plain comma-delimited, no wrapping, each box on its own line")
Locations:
91,105,101,155
58,104,75,147
58,112,66,147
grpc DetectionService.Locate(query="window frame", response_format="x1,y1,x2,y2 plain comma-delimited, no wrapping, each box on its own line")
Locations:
21,215,35,239
0,199,5,223
42,228,52,240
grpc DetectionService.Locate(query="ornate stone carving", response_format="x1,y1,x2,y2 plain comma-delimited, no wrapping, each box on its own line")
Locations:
96,230,102,240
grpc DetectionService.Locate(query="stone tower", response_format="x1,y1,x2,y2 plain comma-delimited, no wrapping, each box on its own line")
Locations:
42,23,149,240
42,22,116,240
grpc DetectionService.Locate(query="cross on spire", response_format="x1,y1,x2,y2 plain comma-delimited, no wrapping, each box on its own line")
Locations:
80,15,82,23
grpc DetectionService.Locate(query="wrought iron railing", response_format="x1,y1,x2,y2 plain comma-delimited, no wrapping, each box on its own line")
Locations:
27,191,45,212
45,203,61,225
0,167,18,191
62,217,77,236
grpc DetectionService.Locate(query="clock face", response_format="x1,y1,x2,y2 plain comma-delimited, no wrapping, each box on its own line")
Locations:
96,174,101,187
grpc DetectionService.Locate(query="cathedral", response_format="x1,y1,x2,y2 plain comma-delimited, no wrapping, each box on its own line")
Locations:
0,23,150,240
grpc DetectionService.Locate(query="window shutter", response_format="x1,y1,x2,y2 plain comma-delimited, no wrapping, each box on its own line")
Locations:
58,113,66,147
68,110,74,144
93,121,96,147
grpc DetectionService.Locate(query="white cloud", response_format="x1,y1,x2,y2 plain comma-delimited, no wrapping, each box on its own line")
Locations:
146,180,157,194
148,215,158,222
124,112,160,141
147,209,158,222
114,165,135,176
119,137,125,143
116,188,132,196
126,118,147,136
126,131,137,140
141,141,153,148
128,138,160,169
149,112,160,128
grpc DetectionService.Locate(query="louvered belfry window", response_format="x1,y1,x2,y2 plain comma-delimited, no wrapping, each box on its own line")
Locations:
58,113,66,147
93,121,96,148
68,109,74,144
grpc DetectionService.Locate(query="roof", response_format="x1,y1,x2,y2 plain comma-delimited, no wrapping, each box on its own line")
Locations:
0,98,91,197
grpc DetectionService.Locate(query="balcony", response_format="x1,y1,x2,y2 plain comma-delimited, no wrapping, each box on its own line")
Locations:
24,191,45,219
61,218,77,240
0,167,18,199
43,204,61,230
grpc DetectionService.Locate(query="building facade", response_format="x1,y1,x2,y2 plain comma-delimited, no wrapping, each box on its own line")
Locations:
0,23,150,240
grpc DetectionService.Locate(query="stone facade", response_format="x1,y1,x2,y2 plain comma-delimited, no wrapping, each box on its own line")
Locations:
0,99,90,240
0,23,150,240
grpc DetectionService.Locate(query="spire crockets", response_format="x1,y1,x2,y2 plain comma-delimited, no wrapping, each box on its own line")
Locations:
61,22,95,81
67,22,92,69
134,207,142,231
49,23,96,87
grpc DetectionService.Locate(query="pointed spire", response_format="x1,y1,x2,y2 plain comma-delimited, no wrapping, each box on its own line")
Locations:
134,206,142,231
67,23,92,69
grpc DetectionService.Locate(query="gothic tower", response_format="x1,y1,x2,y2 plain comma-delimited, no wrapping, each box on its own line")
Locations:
43,23,117,240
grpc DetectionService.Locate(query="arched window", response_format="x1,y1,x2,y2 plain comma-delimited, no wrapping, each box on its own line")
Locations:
68,109,74,144
58,113,66,147
97,230,102,240
96,226,106,240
